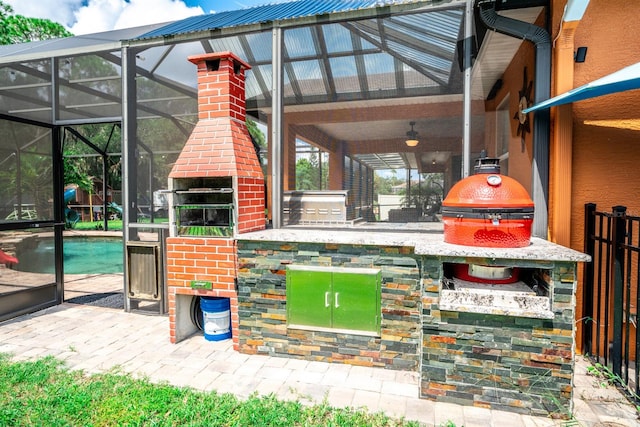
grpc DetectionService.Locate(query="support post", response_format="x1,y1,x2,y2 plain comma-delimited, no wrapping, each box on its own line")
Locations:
122,45,138,312
271,27,283,229
52,126,65,303
102,154,108,230
610,205,627,376
122,46,139,241
462,0,473,178
582,202,596,354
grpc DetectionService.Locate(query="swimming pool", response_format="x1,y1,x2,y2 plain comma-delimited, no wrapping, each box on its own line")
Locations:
16,237,123,274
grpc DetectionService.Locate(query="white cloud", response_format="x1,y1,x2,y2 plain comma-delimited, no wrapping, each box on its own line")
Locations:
5,0,205,35
5,0,84,29
71,0,204,35
69,0,125,34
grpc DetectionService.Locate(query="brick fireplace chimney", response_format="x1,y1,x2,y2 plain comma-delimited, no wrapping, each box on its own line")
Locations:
166,52,266,346
169,51,265,233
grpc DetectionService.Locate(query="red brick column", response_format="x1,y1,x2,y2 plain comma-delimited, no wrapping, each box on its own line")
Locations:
166,237,239,348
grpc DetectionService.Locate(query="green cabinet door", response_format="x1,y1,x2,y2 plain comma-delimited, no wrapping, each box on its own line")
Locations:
286,267,331,328
286,265,381,335
332,270,381,333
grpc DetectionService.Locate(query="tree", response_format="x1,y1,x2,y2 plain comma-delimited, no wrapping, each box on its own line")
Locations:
246,119,266,149
0,2,72,45
373,170,403,195
63,124,122,193
401,173,443,218
246,118,268,177
295,157,316,190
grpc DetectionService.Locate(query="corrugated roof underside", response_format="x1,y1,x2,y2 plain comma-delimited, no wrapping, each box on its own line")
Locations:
137,0,414,40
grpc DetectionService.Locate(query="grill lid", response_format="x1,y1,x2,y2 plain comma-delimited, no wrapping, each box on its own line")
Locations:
442,158,533,213
441,156,534,248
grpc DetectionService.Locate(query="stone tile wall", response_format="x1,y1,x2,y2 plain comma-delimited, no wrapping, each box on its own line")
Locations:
421,257,577,417
236,240,422,370
230,236,578,417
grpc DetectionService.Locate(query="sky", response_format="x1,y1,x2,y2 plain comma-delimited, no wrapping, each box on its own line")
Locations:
5,0,288,35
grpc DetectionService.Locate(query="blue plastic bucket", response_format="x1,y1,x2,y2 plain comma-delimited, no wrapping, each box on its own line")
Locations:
199,297,231,341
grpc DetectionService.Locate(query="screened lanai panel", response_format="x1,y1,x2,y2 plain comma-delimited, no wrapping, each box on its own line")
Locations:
136,95,195,122
284,27,318,58
387,39,450,83
0,24,183,125
207,32,273,108
208,37,248,62
138,42,203,89
287,60,326,97
246,65,271,103
0,224,57,323
0,108,66,320
403,64,440,89
323,23,356,54
208,32,272,63
346,9,463,87
57,54,123,122
275,6,464,107
135,74,196,121
0,122,53,222
364,53,396,92
384,11,463,66
0,60,52,123
330,56,360,94
134,114,194,216
129,4,467,111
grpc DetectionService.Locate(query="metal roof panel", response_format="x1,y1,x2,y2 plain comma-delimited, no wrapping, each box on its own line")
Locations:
0,23,168,64
136,0,407,40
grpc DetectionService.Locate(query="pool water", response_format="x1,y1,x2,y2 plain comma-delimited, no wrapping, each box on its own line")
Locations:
17,237,123,274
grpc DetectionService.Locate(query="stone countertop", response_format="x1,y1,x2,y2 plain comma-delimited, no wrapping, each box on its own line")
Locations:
237,228,590,263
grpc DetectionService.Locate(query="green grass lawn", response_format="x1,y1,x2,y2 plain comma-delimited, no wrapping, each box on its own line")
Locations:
0,354,420,426
72,217,169,232
73,220,123,231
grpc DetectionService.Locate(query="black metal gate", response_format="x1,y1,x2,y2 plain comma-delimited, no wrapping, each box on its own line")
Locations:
583,203,640,399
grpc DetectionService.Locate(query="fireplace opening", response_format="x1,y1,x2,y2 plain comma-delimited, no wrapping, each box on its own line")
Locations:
172,177,234,237
440,262,553,318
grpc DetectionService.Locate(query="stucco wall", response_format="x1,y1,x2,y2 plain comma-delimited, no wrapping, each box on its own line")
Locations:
569,0,640,251
545,0,640,351
484,40,536,195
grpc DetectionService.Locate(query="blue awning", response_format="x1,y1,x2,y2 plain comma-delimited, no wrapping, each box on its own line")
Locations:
523,61,640,113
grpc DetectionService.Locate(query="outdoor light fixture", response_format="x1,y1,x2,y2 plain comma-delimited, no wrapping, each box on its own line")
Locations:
575,46,588,63
405,121,419,147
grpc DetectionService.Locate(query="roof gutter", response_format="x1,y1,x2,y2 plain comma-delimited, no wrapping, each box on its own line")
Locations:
476,0,551,239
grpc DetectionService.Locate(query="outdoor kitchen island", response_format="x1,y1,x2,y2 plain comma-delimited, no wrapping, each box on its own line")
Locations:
161,49,589,417
235,227,589,417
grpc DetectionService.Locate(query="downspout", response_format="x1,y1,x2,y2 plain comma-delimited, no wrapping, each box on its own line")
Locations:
477,1,551,239
551,1,590,247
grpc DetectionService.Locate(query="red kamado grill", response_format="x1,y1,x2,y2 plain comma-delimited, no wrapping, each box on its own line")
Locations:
441,156,533,248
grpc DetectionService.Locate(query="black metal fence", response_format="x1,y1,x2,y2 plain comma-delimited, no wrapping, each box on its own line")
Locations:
583,203,640,400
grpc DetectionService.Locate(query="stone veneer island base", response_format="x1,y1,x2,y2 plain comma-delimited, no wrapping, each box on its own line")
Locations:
234,228,589,418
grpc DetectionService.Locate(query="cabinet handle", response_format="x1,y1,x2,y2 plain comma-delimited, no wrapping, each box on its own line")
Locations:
335,292,340,308
325,291,330,308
